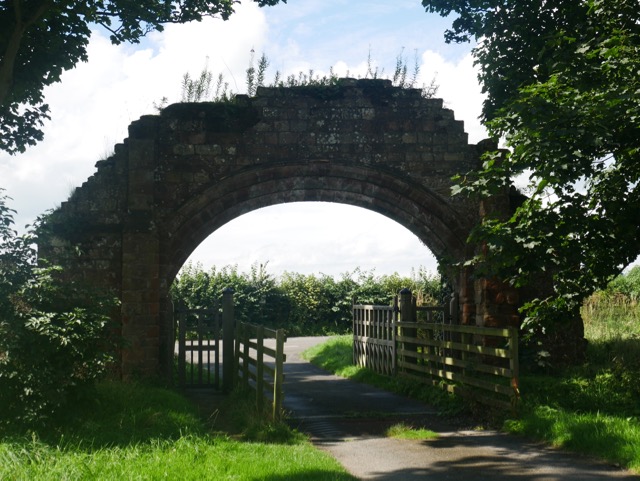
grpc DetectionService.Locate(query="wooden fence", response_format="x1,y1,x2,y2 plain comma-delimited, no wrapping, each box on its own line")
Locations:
397,321,519,410
353,299,397,375
235,321,286,420
175,305,221,389
353,290,519,410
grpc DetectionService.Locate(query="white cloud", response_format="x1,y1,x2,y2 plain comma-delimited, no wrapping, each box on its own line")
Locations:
189,203,438,277
419,50,487,144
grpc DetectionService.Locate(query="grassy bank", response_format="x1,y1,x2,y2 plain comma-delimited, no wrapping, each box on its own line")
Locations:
0,381,355,481
505,293,640,472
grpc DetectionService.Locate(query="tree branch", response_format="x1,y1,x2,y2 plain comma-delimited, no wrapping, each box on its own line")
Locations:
0,0,54,107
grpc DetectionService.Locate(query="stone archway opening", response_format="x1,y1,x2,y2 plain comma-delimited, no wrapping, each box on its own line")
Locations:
183,202,439,278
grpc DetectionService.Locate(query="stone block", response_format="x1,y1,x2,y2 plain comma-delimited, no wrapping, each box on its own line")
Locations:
173,144,195,156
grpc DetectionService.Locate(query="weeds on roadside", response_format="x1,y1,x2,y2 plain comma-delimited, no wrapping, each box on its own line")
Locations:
503,285,640,473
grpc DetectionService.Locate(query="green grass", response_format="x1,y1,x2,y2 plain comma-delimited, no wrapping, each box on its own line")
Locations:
504,407,640,472
385,423,439,440
0,381,356,481
504,296,640,473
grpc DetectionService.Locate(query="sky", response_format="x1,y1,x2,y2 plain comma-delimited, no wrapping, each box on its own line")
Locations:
0,0,488,278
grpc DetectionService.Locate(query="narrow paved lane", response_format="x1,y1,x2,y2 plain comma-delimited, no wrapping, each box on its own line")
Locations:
283,337,639,481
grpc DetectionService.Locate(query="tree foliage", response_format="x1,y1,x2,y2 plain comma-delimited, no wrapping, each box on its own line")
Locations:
424,0,640,324
0,0,285,155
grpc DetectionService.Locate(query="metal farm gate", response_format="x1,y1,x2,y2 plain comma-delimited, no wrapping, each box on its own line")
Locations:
175,304,222,388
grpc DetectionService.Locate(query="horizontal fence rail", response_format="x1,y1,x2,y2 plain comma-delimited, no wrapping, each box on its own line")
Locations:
353,292,519,411
397,321,519,410
235,322,286,420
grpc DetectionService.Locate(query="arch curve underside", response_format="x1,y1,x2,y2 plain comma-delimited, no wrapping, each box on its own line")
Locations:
42,79,505,377
164,162,470,281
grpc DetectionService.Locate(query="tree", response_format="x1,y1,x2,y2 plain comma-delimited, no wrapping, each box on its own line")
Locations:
0,0,284,155
423,0,640,337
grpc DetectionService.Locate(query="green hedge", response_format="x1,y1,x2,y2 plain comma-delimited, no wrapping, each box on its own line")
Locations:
170,263,443,336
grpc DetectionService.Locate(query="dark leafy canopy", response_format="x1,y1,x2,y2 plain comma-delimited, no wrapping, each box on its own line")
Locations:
424,0,640,320
0,0,284,155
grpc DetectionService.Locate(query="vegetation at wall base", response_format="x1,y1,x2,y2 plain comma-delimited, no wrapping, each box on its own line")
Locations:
0,381,356,481
0,192,118,426
502,275,640,473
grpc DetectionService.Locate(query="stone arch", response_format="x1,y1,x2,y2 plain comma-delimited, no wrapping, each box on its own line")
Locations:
41,78,514,377
163,162,469,281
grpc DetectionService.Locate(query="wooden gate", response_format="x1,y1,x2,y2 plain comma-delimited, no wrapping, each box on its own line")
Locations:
235,322,286,420
353,290,519,410
352,299,397,376
175,304,222,388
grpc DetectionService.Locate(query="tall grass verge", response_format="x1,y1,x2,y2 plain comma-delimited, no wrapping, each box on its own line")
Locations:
503,292,640,473
0,381,356,480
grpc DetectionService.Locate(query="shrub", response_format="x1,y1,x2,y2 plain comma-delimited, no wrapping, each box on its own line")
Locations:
606,265,640,301
0,191,116,425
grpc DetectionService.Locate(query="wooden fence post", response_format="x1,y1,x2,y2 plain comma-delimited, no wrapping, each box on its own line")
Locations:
399,288,416,366
273,328,285,420
177,304,186,387
242,326,250,388
509,326,520,411
222,288,235,393
449,293,459,324
392,295,398,375
256,325,265,414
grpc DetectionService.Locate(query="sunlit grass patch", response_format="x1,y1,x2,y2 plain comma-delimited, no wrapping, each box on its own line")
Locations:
0,381,356,481
504,406,640,473
385,423,439,440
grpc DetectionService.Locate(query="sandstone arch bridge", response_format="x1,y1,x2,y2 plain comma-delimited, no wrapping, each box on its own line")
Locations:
41,78,518,378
